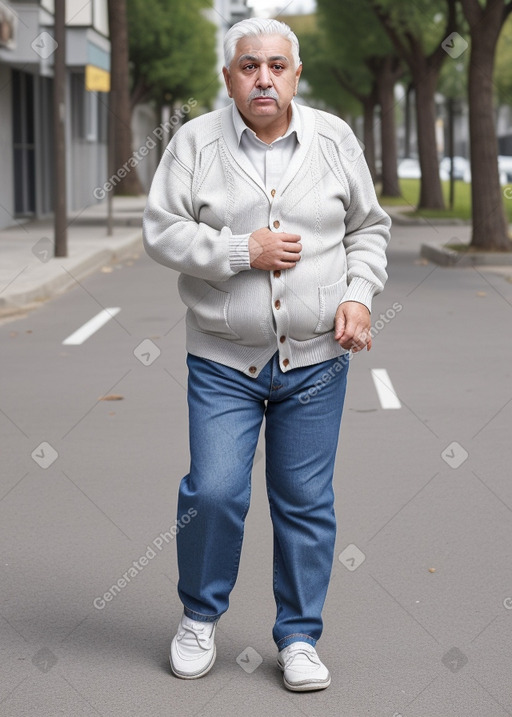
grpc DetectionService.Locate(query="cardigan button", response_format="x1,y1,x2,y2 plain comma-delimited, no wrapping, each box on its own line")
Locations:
279,335,286,343
249,366,257,374
274,300,281,310
271,188,276,197
282,358,290,368
273,220,280,229
273,270,281,278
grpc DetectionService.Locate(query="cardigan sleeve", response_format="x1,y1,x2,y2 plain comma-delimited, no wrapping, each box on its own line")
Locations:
337,131,391,313
142,147,252,282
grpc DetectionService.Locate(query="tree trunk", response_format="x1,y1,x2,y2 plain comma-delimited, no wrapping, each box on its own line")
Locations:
467,26,510,249
362,94,377,182
414,69,445,210
108,0,143,195
377,57,400,197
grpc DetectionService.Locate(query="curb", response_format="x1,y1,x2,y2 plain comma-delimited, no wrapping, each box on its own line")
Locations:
0,232,143,317
384,209,471,227
420,242,512,267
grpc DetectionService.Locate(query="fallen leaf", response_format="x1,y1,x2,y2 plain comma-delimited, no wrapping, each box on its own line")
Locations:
98,394,124,401
476,291,487,297
429,567,436,573
100,266,113,273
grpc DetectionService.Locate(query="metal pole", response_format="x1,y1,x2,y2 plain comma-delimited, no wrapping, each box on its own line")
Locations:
107,89,115,236
53,0,67,257
448,97,455,211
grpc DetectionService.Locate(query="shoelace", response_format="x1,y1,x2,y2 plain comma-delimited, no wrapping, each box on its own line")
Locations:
177,622,211,650
282,646,320,669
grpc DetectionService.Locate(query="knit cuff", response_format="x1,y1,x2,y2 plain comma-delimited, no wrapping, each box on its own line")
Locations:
339,277,378,313
229,232,252,273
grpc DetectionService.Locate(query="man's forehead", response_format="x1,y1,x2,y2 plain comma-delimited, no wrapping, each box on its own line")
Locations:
234,34,293,62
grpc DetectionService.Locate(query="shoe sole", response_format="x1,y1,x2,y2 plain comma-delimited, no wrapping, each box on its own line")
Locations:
277,658,331,692
170,645,216,680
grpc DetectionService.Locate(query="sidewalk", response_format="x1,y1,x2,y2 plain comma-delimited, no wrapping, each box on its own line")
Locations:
0,196,146,318
1,199,511,321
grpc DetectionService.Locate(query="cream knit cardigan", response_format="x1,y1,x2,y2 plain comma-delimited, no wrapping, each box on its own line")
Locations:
143,102,391,377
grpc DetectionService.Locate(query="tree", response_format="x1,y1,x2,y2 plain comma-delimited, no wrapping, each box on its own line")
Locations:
108,0,143,195
461,0,512,250
298,31,378,179
312,0,403,194
369,0,457,209
494,14,512,108
127,0,218,111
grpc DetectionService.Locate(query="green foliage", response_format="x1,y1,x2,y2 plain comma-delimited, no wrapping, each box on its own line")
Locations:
127,0,219,107
371,0,453,57
297,31,360,116
438,50,468,100
495,15,512,106
315,0,393,95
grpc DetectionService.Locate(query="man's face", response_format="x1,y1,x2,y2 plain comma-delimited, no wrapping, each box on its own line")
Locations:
223,34,302,132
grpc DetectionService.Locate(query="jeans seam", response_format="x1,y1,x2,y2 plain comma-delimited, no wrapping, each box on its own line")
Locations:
227,481,252,594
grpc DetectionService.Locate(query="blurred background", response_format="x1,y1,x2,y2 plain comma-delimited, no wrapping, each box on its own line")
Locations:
1,0,512,252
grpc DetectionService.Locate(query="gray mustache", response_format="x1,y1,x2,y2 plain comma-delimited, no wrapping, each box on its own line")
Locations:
247,88,279,101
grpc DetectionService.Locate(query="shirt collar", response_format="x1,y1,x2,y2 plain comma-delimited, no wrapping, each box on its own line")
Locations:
231,100,302,146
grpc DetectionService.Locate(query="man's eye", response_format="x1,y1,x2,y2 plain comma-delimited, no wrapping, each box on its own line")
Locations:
243,64,256,71
272,64,284,71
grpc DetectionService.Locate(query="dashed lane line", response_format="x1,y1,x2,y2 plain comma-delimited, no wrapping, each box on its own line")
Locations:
371,368,401,410
62,308,121,345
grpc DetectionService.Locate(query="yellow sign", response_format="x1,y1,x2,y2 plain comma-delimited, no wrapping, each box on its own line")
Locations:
85,65,110,93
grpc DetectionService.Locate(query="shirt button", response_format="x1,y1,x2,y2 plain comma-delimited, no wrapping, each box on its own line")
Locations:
273,270,281,278
274,300,281,310
271,189,276,197
279,335,286,343
273,220,280,229
249,366,257,374
282,358,290,367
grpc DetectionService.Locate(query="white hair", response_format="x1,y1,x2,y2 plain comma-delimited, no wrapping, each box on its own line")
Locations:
223,18,301,70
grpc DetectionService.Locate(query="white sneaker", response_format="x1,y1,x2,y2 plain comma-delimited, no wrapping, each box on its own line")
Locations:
170,613,217,679
277,641,331,691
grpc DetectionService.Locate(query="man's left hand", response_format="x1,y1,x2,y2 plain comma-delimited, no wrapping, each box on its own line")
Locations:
334,301,372,352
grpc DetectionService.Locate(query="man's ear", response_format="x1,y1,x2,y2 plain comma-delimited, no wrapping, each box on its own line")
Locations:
222,67,233,98
294,63,303,95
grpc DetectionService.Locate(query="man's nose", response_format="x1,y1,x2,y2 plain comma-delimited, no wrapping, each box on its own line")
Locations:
256,64,272,88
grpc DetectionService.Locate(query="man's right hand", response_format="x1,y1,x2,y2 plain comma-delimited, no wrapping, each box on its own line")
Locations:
249,227,302,271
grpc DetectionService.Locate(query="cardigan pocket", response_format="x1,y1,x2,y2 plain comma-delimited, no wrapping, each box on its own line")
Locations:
314,277,347,334
178,275,241,340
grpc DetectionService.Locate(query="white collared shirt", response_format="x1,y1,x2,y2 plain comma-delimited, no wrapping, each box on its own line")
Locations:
232,101,302,197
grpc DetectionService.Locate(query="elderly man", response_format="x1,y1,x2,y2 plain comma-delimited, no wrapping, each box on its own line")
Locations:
143,17,390,691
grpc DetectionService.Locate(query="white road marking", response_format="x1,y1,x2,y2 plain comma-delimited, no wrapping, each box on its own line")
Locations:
371,369,401,410
63,308,121,345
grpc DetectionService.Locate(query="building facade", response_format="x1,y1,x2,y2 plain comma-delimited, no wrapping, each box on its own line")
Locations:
209,0,249,109
0,0,110,230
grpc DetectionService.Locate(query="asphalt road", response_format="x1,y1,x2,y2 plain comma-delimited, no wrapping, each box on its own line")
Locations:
1,227,512,716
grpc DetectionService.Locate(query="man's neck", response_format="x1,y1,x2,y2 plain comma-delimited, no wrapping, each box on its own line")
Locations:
239,105,293,145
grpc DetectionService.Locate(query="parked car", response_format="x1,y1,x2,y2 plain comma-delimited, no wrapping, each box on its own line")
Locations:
439,156,469,181
462,155,512,185
397,158,421,179
398,156,470,181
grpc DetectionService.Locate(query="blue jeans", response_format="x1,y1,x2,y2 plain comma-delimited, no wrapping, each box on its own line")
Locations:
176,351,349,650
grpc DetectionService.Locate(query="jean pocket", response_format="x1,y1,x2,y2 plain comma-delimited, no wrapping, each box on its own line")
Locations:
314,277,347,334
